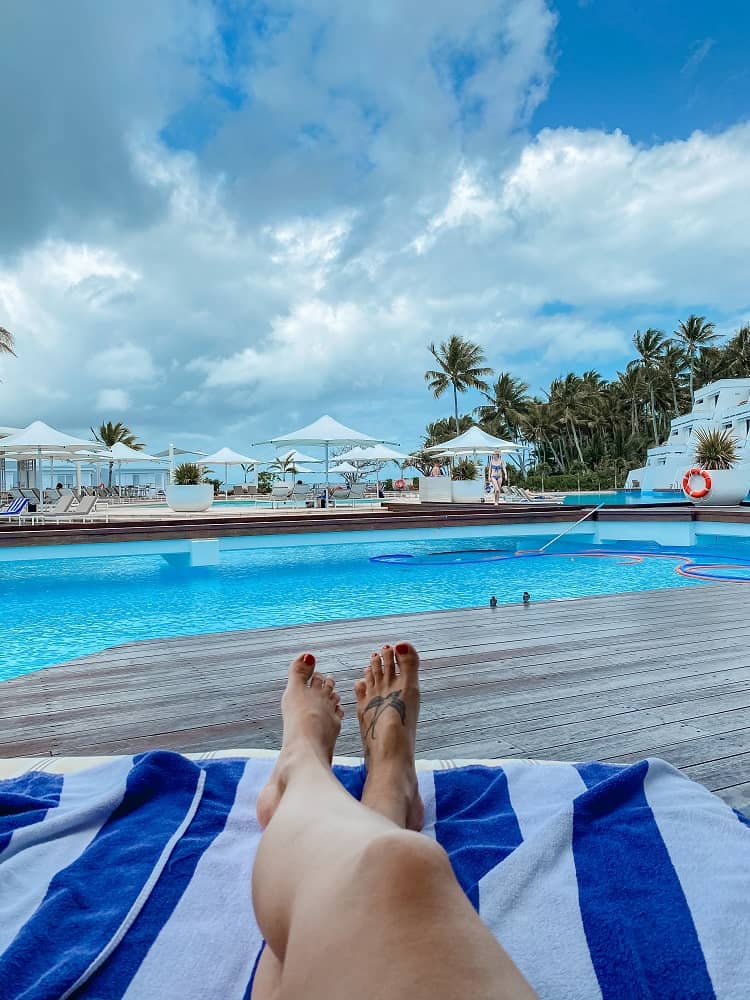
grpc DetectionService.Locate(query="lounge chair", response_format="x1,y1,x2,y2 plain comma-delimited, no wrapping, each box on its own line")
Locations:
0,497,29,522
19,493,75,523
331,483,368,507
269,483,294,508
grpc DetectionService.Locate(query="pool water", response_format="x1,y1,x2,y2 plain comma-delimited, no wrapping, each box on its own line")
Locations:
562,490,687,505
3,531,749,680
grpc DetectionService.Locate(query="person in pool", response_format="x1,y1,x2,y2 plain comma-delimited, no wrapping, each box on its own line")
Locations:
487,450,505,504
251,643,537,1000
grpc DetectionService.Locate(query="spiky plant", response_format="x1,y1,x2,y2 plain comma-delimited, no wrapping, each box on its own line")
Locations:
693,427,738,470
173,462,203,485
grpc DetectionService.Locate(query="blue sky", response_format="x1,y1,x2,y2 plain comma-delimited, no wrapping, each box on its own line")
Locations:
1,0,749,457
534,1,750,141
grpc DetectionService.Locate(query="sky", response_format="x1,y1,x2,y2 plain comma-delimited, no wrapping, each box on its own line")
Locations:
1,0,749,458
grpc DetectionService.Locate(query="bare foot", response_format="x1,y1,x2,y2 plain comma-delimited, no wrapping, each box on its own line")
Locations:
256,653,343,829
354,641,424,831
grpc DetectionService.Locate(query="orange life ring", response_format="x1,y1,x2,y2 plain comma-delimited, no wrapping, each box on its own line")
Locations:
682,467,712,499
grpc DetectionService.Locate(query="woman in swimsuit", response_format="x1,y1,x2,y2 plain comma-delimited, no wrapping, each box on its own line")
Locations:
488,450,505,505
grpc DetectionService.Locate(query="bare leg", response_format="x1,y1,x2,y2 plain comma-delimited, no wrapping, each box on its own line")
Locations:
252,646,538,1000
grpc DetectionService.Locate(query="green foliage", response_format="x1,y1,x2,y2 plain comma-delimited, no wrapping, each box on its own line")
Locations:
0,325,16,357
257,471,274,494
90,420,143,487
173,462,202,486
452,458,478,481
206,477,222,494
693,428,738,470
425,336,492,435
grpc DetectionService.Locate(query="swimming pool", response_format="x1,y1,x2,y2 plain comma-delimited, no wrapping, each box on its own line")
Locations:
4,523,750,680
562,490,688,505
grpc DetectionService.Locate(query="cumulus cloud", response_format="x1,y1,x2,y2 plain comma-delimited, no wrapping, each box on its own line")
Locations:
1,1,749,454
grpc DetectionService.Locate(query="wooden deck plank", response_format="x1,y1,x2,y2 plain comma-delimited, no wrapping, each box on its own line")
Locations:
3,583,750,812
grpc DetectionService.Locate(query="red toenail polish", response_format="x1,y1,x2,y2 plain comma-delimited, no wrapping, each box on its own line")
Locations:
395,643,409,654
303,653,315,666
383,644,390,650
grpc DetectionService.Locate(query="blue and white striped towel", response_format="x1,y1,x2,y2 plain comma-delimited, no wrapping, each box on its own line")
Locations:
0,750,748,999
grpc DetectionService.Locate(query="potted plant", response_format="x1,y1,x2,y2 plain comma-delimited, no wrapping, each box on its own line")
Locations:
451,458,484,503
682,428,748,506
165,462,215,512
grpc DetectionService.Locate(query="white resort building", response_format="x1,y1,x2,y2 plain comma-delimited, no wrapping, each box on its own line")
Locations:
627,378,750,491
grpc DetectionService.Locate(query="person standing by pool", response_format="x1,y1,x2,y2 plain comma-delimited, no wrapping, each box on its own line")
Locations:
430,462,443,477
487,450,505,505
252,644,537,1000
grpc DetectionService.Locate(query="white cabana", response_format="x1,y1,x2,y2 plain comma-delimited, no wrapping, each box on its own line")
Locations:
426,426,521,457
202,447,260,497
259,415,397,490
0,421,109,489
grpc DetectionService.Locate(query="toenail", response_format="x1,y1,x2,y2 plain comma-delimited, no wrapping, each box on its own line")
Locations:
395,643,409,654
382,644,390,650
303,653,315,666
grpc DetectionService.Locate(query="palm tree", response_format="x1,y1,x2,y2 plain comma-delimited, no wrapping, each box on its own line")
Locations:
475,372,530,440
674,315,717,404
91,420,143,486
0,326,15,357
658,344,688,414
633,328,666,442
547,374,588,465
725,324,750,378
425,336,492,436
616,363,647,436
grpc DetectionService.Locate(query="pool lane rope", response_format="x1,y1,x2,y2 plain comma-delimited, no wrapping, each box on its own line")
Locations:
370,547,750,583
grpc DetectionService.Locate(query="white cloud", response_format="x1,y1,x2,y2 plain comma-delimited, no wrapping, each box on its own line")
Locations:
1,2,750,454
95,388,131,411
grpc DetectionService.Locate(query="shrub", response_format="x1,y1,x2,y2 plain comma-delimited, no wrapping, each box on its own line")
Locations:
693,427,738,470
452,458,479,481
173,462,202,486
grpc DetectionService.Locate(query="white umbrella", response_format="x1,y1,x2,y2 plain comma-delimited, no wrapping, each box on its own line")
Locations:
425,425,521,457
153,444,209,483
0,420,109,489
275,449,323,465
337,444,413,491
329,461,358,474
259,415,397,491
105,442,165,490
202,447,260,497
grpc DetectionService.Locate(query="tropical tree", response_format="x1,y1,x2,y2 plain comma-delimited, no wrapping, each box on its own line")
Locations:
724,325,750,378
547,374,588,465
674,314,717,403
425,336,492,436
633,328,667,442
0,326,15,358
475,372,530,440
658,344,689,415
91,420,144,486
616,363,647,436
424,415,474,448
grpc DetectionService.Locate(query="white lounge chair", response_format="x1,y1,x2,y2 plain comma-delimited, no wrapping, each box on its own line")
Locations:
331,483,368,507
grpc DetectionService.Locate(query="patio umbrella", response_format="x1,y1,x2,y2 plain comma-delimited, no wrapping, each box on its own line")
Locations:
107,442,165,490
425,425,520,456
337,444,413,491
275,449,323,465
329,461,358,474
153,445,209,483
259,415,397,491
202,447,260,498
0,420,109,489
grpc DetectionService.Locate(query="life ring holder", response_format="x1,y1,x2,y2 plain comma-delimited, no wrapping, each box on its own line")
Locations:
682,467,712,499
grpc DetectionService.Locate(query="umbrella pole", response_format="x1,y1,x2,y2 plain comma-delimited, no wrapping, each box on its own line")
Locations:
225,462,228,500
325,442,330,497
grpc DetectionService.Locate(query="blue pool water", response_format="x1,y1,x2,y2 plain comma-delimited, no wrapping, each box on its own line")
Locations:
4,530,750,680
562,490,687,505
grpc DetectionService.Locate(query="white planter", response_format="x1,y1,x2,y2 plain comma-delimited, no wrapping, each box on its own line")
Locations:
450,479,485,503
419,477,452,502
165,484,215,512
681,467,749,506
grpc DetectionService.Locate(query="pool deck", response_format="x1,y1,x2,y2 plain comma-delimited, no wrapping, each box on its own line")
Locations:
3,584,750,812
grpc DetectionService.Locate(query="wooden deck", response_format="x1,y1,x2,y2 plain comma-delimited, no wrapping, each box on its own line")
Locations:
3,585,750,811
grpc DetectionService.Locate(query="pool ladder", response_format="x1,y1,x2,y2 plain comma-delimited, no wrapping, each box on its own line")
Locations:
538,503,605,553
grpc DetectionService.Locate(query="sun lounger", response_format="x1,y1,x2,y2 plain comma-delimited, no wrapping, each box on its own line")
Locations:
0,496,29,522
1,750,747,998
268,483,294,507
331,483,368,507
19,493,75,523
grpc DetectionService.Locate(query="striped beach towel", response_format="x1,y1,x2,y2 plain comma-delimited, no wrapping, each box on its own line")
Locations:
0,750,748,999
